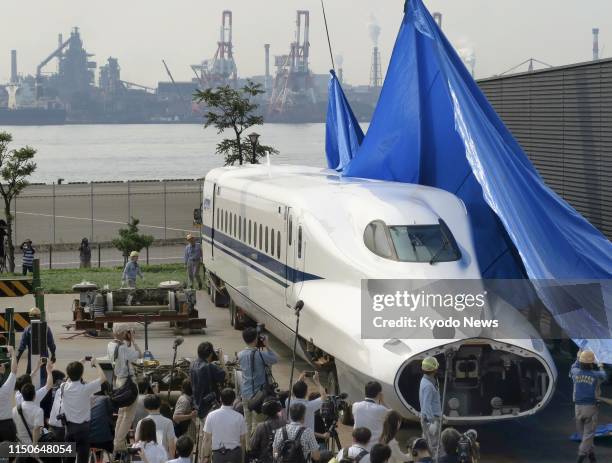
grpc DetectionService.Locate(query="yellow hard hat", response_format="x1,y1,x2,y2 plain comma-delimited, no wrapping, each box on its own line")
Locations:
422,356,439,372
29,307,41,317
129,251,139,258
579,350,596,364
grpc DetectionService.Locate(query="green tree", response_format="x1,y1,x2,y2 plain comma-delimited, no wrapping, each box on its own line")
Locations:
111,217,154,263
194,81,278,165
0,132,37,273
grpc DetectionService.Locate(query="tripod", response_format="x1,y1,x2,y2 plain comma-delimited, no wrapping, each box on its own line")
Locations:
325,420,343,453
286,300,304,415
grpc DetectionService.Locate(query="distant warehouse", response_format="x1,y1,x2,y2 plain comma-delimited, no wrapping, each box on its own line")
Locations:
478,58,612,239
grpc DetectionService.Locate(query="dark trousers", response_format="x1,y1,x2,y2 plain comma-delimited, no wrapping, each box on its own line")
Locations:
22,264,33,276
50,425,66,441
0,418,17,441
66,421,90,463
212,447,242,463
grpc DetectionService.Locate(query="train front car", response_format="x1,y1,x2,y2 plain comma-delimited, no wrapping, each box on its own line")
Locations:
297,176,557,423
201,166,557,424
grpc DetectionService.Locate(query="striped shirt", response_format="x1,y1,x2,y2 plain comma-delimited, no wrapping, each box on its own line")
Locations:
21,246,35,266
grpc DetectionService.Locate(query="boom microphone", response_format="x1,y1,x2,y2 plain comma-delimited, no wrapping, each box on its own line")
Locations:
173,336,184,348
294,300,304,314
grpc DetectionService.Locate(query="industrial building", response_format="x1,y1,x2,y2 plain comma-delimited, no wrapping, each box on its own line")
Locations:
478,57,612,239
0,9,380,124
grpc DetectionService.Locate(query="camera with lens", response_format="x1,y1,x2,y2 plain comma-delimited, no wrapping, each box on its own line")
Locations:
256,323,266,349
320,392,349,426
457,429,479,463
56,413,67,426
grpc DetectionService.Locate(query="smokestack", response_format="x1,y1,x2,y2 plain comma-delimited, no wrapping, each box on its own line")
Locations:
433,12,442,29
10,50,17,83
264,44,270,89
593,28,600,61
336,55,344,83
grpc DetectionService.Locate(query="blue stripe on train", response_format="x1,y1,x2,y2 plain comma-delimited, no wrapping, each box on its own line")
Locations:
202,225,323,286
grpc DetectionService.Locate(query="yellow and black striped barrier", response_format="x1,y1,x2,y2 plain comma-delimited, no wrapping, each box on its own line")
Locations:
0,278,32,297
0,311,30,332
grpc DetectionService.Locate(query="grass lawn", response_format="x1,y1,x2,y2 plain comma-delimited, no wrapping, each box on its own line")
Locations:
39,263,189,293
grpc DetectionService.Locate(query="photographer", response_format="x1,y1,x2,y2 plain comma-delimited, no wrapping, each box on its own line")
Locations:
571,350,607,463
249,399,285,463
0,346,18,442
290,372,327,434
108,323,142,454
352,381,390,450
173,379,197,440
238,326,279,437
203,388,247,463
438,428,461,463
20,239,35,275
62,357,108,463
406,437,432,463
191,342,226,422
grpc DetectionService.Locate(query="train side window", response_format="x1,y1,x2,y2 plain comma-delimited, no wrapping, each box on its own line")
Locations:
248,220,252,245
298,226,302,259
216,208,219,228
254,222,257,248
224,210,228,232
271,228,275,256
265,226,269,253
233,213,237,237
239,216,242,240
277,231,281,258
243,218,246,242
288,216,293,245
259,224,263,250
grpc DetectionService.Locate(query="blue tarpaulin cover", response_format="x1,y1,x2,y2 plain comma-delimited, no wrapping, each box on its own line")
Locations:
332,0,612,359
325,70,364,171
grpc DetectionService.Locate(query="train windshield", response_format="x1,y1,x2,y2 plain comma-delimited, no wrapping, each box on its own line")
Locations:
364,219,461,263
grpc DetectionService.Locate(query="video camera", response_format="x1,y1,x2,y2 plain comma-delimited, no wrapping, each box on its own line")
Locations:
256,323,267,349
320,392,349,426
457,429,479,463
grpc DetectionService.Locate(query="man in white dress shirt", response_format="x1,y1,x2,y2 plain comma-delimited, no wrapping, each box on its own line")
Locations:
62,357,108,463
13,382,44,444
203,388,247,463
0,346,18,442
352,381,390,450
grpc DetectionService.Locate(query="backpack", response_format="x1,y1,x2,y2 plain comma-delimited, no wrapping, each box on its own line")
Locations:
256,421,277,463
275,426,307,463
339,448,369,463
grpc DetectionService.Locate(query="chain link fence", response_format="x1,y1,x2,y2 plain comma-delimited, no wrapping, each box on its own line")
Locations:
3,179,204,268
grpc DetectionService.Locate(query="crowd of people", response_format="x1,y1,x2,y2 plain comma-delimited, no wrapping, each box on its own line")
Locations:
0,316,483,463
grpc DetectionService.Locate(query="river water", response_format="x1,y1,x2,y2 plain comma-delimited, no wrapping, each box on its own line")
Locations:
3,123,330,183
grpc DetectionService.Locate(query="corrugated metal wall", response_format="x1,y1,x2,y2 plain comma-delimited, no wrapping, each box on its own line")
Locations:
478,59,612,239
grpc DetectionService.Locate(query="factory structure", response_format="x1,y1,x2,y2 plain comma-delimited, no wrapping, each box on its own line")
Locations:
0,10,381,125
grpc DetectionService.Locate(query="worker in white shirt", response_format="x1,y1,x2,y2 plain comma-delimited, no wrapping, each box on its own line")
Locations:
167,435,195,463
13,382,45,444
15,357,54,406
352,381,390,450
62,357,108,463
135,394,177,457
203,388,247,463
289,372,327,434
108,323,142,453
0,346,18,441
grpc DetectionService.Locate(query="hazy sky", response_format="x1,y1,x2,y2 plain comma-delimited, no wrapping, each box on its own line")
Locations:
1,0,610,87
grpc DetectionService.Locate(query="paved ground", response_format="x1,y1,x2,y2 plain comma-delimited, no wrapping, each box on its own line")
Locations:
5,292,612,462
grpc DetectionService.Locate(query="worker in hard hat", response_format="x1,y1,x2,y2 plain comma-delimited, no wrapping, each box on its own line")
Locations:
571,349,607,463
419,356,444,459
16,307,57,384
122,251,144,288
184,233,203,290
